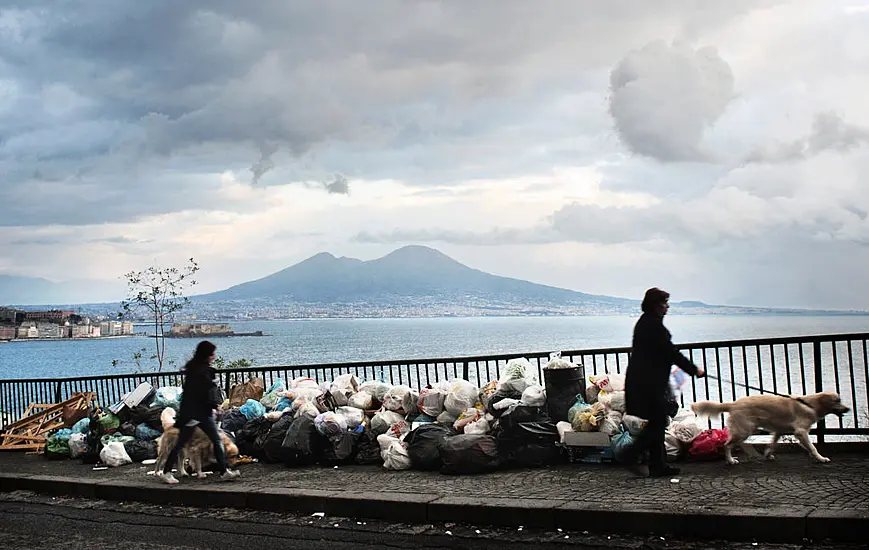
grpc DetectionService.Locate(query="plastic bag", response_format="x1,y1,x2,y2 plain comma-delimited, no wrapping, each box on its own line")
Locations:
589,373,626,393
229,378,265,407
280,414,323,466
566,394,588,423
497,358,538,393
382,440,412,471
135,423,162,441
295,402,320,419
322,430,359,465
355,430,383,465
665,430,683,461
521,385,546,407
261,414,295,463
688,428,729,460
611,430,635,463
154,387,183,411
382,385,419,415
463,416,490,435
439,435,499,475
68,432,88,459
444,379,478,416
334,406,365,429
359,380,391,402
370,410,405,436
388,419,410,439
417,387,447,417
314,411,348,437
671,419,703,443
436,410,458,425
124,439,158,462
100,441,133,467
348,391,373,410
622,414,649,436
585,384,600,404
331,374,360,396
72,417,90,434
292,377,319,390
405,424,453,471
572,402,605,432
607,391,626,413
543,351,576,370
478,381,498,410
599,411,624,437
240,399,266,419
46,429,73,458
98,412,120,433
453,408,482,433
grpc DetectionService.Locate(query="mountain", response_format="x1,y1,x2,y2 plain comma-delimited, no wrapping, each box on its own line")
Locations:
197,245,630,307
0,275,125,307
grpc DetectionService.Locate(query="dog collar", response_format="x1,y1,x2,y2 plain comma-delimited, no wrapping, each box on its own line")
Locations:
793,396,814,411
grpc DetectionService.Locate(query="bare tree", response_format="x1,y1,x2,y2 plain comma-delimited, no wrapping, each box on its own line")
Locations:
120,258,199,372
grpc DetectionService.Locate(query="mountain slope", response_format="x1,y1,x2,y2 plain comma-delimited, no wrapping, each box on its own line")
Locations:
197,245,630,305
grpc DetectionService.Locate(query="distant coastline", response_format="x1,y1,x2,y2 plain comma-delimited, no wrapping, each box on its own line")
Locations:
1,334,143,343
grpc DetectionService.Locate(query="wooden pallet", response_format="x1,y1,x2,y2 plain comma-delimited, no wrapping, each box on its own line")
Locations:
0,392,96,453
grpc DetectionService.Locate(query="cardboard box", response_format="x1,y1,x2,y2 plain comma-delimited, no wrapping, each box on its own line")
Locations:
562,431,611,447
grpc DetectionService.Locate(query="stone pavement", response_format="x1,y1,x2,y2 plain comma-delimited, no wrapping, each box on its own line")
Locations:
1,449,868,543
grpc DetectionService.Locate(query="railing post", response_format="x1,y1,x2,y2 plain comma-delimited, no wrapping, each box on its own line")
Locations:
461,362,468,381
812,341,825,445
54,381,63,403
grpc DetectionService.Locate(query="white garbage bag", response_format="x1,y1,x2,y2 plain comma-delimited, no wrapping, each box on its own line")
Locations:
359,381,391,402
520,385,546,407
348,391,373,410
100,441,132,467
331,374,360,396
444,379,478,416
314,411,348,437
589,373,626,393
371,410,405,435
417,386,447,417
497,358,539,393
622,414,648,436
382,385,419,415
382,440,412,471
335,406,365,429
600,411,624,437
68,432,88,459
463,416,490,435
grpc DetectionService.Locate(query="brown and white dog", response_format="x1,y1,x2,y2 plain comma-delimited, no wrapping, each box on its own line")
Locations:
154,426,239,477
692,392,850,464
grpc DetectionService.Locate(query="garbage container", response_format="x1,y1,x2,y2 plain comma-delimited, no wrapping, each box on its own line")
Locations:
543,363,586,423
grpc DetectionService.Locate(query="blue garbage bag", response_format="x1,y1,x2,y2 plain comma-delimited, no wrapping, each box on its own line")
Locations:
276,397,293,411
240,398,266,419
72,417,90,434
135,423,162,440
611,430,636,463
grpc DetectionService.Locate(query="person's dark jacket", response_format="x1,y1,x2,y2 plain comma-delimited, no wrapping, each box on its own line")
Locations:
178,365,220,422
625,313,700,419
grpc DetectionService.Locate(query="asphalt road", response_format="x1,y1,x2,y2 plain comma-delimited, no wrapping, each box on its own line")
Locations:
0,492,861,550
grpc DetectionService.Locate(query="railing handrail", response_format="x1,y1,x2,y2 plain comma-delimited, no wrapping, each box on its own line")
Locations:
2,331,867,384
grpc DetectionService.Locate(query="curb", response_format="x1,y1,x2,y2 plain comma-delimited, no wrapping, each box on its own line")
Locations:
1,472,867,543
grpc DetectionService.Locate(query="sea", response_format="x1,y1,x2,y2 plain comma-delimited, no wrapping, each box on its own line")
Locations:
1,315,868,380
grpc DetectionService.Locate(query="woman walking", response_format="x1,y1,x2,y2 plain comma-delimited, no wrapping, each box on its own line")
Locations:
624,288,705,477
156,341,240,484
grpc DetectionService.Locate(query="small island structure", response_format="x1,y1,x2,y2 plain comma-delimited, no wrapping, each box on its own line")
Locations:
165,323,264,338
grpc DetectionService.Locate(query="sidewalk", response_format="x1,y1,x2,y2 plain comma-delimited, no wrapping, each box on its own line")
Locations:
1,450,867,543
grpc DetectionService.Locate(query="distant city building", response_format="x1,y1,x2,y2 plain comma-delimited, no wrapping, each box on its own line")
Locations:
24,310,75,324
17,322,38,339
0,326,16,340
36,322,63,339
99,321,133,336
0,307,24,324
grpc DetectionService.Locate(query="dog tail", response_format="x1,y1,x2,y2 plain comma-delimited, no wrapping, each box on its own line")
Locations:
691,400,733,417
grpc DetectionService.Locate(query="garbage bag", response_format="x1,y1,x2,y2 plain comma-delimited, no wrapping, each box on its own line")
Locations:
68,432,88,459
98,412,121,433
334,406,365,429
444,379,478,416
611,430,636,463
154,387,183,411
119,421,137,437
359,380,391,402
292,377,319,390
499,404,549,432
276,396,293,411
543,352,577,370
665,430,683,462
348,391,373,410
463,416,490,435
370,410,405,436
589,373,625,393
438,434,499,475
567,394,589,424
236,417,274,459
331,374,360,396
478,381,498,411
135,423,162,440
585,384,600,405
687,429,728,461
100,441,132,467
221,408,248,434
280,414,324,466
436,410,458,425
454,408,482,433
670,419,703,444
128,405,163,430
497,358,539,394
314,411,348,437
383,385,419,415
355,430,383,465
123,439,158,462
486,389,523,418
101,434,135,447
45,429,73,459
228,378,265,407
322,430,359,465
382,440,412,471
622,414,649,436
496,421,560,468
240,399,266,420
598,390,626,412
405,424,453,471
263,414,295,463
72,417,90,434
521,385,546,407
600,411,624,437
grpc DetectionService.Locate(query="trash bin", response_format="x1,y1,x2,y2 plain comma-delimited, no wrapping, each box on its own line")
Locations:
543,364,586,423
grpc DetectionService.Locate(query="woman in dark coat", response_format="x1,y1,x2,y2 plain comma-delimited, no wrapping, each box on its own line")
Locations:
156,341,240,484
624,288,705,477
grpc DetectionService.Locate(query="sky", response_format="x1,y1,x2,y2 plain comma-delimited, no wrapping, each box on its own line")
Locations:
1,1,868,310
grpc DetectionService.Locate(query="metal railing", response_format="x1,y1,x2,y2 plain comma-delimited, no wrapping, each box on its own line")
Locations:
2,332,867,442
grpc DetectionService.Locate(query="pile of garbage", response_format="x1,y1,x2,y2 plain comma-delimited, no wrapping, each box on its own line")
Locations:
560,369,726,462
42,356,727,472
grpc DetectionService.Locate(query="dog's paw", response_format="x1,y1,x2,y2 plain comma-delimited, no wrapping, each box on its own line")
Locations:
764,453,777,461
815,456,831,463
726,457,740,465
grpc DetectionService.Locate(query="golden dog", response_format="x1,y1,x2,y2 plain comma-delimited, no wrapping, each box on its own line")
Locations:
692,392,850,464
154,426,239,477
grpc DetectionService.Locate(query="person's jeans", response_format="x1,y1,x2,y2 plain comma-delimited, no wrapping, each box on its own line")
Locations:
162,415,227,474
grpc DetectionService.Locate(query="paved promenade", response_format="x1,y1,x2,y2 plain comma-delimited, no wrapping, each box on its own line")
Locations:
1,448,867,543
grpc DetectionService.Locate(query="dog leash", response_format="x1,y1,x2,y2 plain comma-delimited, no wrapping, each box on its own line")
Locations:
702,373,814,410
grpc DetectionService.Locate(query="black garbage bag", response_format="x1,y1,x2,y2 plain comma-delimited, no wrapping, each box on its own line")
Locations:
496,421,560,468
354,430,383,465
280,415,325,466
486,389,523,418
498,405,550,431
221,408,248,434
262,414,295,463
438,434,499,475
128,405,164,430
124,439,158,463
321,430,360,465
236,416,274,459
80,407,105,465
118,422,137,437
405,423,454,471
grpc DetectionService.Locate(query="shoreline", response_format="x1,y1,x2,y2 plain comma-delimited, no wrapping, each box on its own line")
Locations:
1,334,143,343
